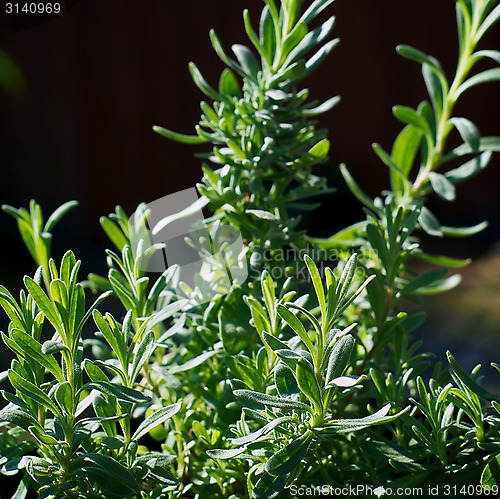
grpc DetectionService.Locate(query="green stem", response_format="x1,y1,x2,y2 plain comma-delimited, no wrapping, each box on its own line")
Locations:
413,6,482,193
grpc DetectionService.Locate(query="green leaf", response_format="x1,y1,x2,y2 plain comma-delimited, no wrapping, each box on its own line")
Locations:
335,253,357,310
298,0,335,25
84,381,151,404
308,221,366,249
444,152,492,186
253,472,289,499
274,362,299,397
50,278,68,312
327,375,366,388
189,62,223,100
263,332,290,353
168,350,219,374
246,299,271,339
207,447,247,459
324,405,410,433
0,287,25,331
246,209,277,221
77,290,112,337
412,274,462,295
399,268,448,297
71,454,140,498
416,253,470,268
28,424,59,445
340,163,376,210
302,95,340,117
441,221,488,237
230,416,295,446
476,4,500,41
418,207,442,237
232,44,260,78
266,429,313,476
261,270,276,318
304,255,326,319
392,106,431,136
281,22,308,64
44,201,78,232
234,389,312,413
219,68,241,97
226,355,259,390
93,310,121,356
292,139,330,167
373,143,408,184
83,359,110,383
277,304,314,355
445,137,500,162
11,475,30,499
153,125,206,145
450,117,480,151
428,172,456,201
99,217,129,251
447,351,499,402
295,359,322,412
482,454,500,490
396,45,444,76
325,335,355,385
473,49,500,65
305,39,339,73
24,276,63,333
259,5,276,63
423,63,445,115
210,29,244,77
8,370,61,418
149,300,189,328
285,15,335,66
243,9,268,64
55,382,73,415
131,402,182,441
457,68,500,97
308,138,330,159
10,328,64,382
391,125,422,193
0,406,41,431
129,331,154,384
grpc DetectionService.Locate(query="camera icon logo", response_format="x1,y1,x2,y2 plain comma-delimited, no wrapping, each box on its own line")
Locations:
128,188,248,307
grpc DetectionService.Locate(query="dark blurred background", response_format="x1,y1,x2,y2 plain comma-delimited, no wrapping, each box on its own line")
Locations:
0,1,499,370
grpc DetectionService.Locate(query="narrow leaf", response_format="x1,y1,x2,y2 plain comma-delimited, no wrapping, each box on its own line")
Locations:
153,125,206,144
450,117,480,151
131,402,182,441
85,381,151,404
428,172,456,201
265,430,313,476
44,201,78,232
418,207,442,237
234,389,312,413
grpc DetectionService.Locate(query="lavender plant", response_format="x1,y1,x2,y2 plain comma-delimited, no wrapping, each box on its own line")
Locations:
1,0,500,498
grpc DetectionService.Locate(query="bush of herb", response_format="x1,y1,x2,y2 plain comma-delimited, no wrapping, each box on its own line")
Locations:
1,0,500,497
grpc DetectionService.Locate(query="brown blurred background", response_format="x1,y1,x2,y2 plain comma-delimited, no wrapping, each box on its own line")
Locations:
0,0,499,367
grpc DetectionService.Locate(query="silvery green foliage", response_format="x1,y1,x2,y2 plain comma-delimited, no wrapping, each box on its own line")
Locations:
210,255,409,497
0,205,182,498
1,0,500,498
155,0,339,257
